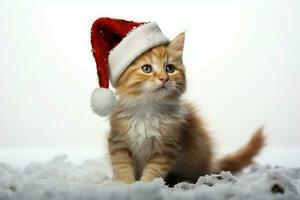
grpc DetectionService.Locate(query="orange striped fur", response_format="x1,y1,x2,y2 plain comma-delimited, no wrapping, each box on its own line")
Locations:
107,33,265,186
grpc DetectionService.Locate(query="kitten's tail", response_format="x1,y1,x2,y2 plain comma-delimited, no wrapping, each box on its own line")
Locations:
216,127,265,173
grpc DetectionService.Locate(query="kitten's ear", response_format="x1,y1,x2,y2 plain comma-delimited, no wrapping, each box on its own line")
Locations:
168,32,185,57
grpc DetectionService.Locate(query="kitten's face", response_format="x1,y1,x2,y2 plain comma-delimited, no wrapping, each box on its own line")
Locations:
116,33,186,101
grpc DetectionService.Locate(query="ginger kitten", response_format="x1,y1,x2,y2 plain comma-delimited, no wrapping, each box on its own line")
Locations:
108,32,265,186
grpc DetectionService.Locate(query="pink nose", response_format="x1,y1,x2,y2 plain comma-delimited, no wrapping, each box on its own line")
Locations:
159,77,169,83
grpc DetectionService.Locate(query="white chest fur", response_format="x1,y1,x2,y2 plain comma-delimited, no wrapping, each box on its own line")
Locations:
120,98,186,170
126,106,166,172
127,108,162,155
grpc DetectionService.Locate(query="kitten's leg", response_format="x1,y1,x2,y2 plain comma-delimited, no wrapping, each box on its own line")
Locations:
140,153,176,182
109,135,135,183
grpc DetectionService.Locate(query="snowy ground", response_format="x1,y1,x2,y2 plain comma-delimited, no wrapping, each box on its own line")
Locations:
0,151,300,200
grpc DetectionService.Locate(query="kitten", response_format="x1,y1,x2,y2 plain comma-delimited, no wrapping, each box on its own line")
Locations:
108,32,265,185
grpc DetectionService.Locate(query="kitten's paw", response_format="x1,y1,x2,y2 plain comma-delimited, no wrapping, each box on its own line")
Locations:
140,176,155,182
114,176,135,184
124,179,135,184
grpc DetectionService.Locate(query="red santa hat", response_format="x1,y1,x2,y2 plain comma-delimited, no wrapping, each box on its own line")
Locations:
90,17,170,116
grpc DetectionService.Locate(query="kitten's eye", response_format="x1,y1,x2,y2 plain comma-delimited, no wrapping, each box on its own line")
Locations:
141,64,152,73
165,64,176,73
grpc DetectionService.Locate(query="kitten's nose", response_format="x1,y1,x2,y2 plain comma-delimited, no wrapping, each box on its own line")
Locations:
159,77,169,83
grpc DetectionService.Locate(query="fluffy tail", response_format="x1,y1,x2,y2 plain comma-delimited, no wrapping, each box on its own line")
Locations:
217,127,265,173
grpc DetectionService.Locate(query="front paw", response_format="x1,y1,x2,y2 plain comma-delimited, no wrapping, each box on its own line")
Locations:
140,175,155,182
114,175,135,184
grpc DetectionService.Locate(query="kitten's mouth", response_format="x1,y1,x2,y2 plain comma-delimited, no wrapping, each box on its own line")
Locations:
154,84,167,92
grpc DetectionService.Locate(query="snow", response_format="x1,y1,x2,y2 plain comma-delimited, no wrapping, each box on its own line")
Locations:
0,155,299,200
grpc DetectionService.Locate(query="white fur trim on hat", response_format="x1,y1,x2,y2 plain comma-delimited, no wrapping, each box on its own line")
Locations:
91,88,117,116
108,22,170,87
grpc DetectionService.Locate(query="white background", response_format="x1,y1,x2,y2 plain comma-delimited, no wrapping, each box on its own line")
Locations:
0,0,299,166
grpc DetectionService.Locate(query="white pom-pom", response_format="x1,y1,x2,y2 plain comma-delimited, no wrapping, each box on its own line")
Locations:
91,88,117,116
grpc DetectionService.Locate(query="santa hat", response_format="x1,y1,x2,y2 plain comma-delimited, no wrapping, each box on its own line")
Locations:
90,17,170,116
